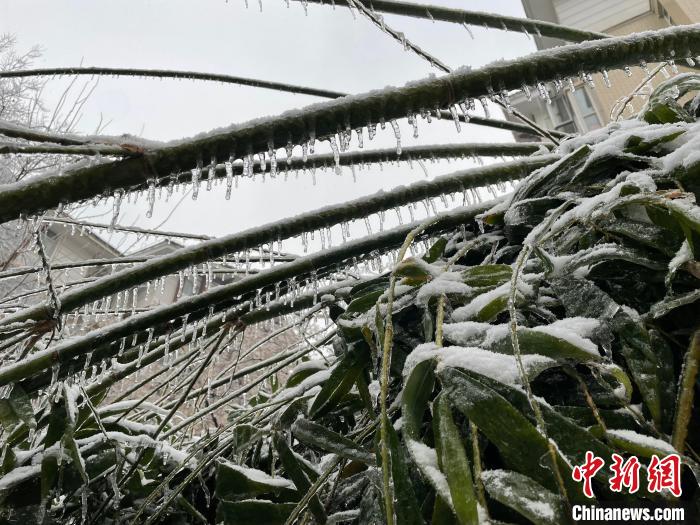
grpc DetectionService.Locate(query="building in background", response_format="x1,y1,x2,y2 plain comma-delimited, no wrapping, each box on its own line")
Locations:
508,0,700,141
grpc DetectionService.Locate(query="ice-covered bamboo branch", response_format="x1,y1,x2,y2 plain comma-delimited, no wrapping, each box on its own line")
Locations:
0,201,493,387
0,157,544,326
139,141,551,191
2,23,696,222
302,0,609,43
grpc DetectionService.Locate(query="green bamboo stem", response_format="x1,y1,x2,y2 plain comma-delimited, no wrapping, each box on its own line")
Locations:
303,0,609,43
0,66,346,99
1,23,697,222
379,216,440,525
0,142,131,156
23,276,359,396
672,328,700,453
135,141,552,192
0,158,540,327
2,202,494,388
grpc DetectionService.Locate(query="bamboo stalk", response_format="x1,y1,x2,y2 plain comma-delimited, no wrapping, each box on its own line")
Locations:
1,24,697,222
0,158,536,327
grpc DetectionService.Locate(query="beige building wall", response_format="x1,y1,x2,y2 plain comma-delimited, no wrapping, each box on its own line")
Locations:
588,1,700,123
590,12,670,122
666,0,700,24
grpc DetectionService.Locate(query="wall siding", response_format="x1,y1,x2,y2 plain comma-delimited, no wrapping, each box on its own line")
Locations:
554,0,651,32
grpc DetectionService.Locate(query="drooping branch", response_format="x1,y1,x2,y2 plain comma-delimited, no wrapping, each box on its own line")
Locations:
0,156,547,326
302,0,609,43
136,141,551,191
0,66,347,99
0,201,494,387
0,141,133,156
23,277,349,396
0,23,696,222
344,0,560,144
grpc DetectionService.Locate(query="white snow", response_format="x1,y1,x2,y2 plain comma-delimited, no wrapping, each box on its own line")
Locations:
218,460,296,490
606,429,676,455
415,272,472,305
403,342,555,386
406,439,453,507
0,465,40,491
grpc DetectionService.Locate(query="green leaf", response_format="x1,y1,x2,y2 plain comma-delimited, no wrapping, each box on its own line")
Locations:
63,434,88,484
285,360,327,388
624,129,686,153
438,366,558,492
274,433,327,524
481,469,567,525
292,419,374,464
460,265,512,288
0,386,35,433
443,322,602,363
216,499,296,525
215,459,296,499
308,344,369,419
605,429,677,458
385,417,423,525
614,312,664,426
40,454,58,504
401,357,435,440
423,237,448,263
434,395,478,525
648,288,700,319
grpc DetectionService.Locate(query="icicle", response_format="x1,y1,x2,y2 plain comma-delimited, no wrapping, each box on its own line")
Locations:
364,217,373,235
181,314,189,343
268,142,277,177
131,287,138,315
164,330,171,360
367,122,377,140
49,363,60,391
110,190,123,229
500,90,513,114
329,136,340,168
448,105,461,132
640,61,651,76
356,128,364,148
601,70,612,88
668,56,679,74
408,114,419,138
258,151,267,174
191,159,202,200
301,231,309,253
536,82,551,104
461,22,474,39
206,156,216,191
81,488,88,523
109,470,121,508
389,120,401,155
221,158,233,199
686,57,696,67
479,96,491,117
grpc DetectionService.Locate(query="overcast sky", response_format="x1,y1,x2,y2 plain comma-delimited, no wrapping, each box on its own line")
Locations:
0,0,537,254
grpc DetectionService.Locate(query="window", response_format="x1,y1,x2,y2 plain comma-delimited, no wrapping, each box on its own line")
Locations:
572,89,601,130
550,95,577,133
